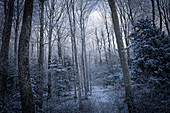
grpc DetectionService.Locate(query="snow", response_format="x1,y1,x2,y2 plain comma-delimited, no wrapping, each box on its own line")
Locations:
89,86,113,103
50,85,128,112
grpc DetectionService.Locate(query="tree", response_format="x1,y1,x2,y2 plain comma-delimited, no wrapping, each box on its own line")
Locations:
14,0,23,66
47,0,54,100
0,0,15,110
108,0,135,112
18,0,35,112
160,0,169,34
76,0,95,98
156,0,162,31
129,18,170,112
101,29,108,63
37,0,45,111
65,0,82,110
95,28,102,63
150,0,155,26
99,1,112,64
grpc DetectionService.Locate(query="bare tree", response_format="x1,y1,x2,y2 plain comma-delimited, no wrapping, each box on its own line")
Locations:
95,28,102,63
160,0,169,34
0,0,15,110
156,0,162,30
151,0,155,26
99,1,112,64
47,0,54,99
14,0,23,66
101,29,108,63
37,0,45,111
108,0,135,112
18,0,35,112
65,0,82,110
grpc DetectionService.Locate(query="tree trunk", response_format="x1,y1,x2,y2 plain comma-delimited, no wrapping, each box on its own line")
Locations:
95,28,102,64
66,0,82,110
18,0,35,112
14,0,20,66
47,0,54,100
156,0,162,31
151,0,155,26
80,12,87,98
111,30,116,54
104,12,111,64
71,37,77,100
101,30,108,63
119,9,131,66
88,52,92,96
84,44,89,92
37,0,45,111
0,0,15,110
161,1,169,34
72,0,82,109
58,35,62,61
108,0,135,112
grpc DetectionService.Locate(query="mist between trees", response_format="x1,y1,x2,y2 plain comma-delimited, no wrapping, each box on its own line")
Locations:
0,0,169,112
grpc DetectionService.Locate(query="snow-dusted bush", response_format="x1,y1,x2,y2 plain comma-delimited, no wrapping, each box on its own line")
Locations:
129,18,169,79
50,57,73,96
103,73,123,87
128,18,170,112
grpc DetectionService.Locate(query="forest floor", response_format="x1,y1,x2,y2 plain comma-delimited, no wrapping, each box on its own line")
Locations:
52,85,128,113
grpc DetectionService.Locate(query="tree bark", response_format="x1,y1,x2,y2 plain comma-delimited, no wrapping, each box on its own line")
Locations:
95,28,102,64
151,0,155,26
47,0,54,100
14,0,20,66
80,9,87,98
156,0,162,31
108,0,135,112
0,0,15,110
103,6,111,64
101,30,108,63
18,0,35,112
37,0,45,111
66,0,82,110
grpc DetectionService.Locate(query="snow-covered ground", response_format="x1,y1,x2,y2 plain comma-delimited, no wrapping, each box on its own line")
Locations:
51,85,128,113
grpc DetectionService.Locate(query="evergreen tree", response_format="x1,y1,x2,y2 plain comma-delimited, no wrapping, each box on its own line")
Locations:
129,18,170,112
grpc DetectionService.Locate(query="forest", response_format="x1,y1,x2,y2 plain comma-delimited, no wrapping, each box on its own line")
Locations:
0,0,169,112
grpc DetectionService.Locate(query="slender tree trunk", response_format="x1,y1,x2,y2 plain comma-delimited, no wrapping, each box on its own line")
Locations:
80,63,84,92
58,35,62,61
71,37,77,100
31,43,34,58
111,30,116,54
81,39,87,98
151,0,155,26
66,0,82,110
108,0,135,112
104,13,111,64
37,0,45,111
95,29,102,63
72,0,82,109
18,0,35,112
0,0,15,110
156,0,162,31
80,15,87,98
84,44,89,92
47,0,54,101
14,0,20,66
88,53,92,96
161,1,169,34
119,10,131,66
101,30,108,63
